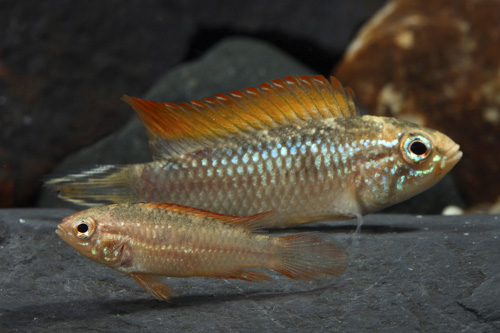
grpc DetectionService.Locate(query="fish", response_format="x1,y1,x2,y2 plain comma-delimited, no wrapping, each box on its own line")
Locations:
47,75,462,228
56,203,348,301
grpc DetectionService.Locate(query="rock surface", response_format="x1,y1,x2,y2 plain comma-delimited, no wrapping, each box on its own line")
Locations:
334,0,500,207
1,209,499,331
38,37,465,214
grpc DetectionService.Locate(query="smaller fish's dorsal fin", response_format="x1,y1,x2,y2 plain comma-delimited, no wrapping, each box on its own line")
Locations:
122,75,359,159
142,203,276,231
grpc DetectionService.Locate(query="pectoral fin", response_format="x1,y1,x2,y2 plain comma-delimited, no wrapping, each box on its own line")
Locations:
129,273,177,301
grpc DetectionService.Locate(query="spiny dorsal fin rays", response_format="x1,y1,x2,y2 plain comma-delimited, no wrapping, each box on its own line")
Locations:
283,77,323,119
262,80,309,122
121,75,358,159
211,94,268,131
329,76,359,117
296,75,332,118
344,86,359,116
238,86,290,125
141,202,246,223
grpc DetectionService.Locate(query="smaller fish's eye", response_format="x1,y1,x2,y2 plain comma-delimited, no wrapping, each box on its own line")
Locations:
402,135,432,164
73,218,96,239
77,223,89,233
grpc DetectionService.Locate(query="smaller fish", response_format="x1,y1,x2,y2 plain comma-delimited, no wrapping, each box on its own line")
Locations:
56,203,347,301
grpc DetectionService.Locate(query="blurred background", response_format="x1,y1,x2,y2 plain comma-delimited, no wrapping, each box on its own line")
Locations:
1,0,499,213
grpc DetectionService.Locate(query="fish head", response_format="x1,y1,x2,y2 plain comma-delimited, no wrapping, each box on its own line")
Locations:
357,116,462,211
56,206,130,267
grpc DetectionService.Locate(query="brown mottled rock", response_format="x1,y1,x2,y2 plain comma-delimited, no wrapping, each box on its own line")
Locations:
334,0,500,207
467,196,500,214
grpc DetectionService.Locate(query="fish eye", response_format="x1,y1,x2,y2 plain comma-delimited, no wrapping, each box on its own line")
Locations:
409,140,428,156
72,218,96,239
402,135,432,164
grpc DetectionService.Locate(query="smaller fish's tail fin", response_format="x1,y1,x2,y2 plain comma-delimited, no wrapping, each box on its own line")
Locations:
44,165,139,206
273,234,347,279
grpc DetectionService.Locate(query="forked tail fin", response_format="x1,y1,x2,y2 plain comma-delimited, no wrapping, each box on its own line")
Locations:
44,165,139,206
273,234,347,279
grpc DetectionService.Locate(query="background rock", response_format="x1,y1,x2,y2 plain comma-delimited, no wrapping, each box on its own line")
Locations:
37,37,315,207
1,209,499,331
334,0,500,207
40,37,316,169
0,0,388,207
38,37,465,213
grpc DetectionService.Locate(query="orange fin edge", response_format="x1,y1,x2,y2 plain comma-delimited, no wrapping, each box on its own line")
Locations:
121,76,358,157
141,203,275,230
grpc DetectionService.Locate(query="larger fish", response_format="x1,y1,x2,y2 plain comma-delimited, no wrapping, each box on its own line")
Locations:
56,203,347,301
47,75,462,228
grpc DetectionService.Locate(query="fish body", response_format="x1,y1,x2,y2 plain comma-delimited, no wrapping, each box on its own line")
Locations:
56,203,347,300
48,76,462,228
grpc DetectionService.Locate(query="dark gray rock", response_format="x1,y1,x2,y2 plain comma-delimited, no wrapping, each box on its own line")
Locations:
48,37,318,167
38,37,315,207
458,241,500,322
1,209,498,332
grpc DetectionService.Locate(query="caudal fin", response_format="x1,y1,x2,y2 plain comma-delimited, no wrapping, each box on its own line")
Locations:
273,234,347,280
44,165,138,206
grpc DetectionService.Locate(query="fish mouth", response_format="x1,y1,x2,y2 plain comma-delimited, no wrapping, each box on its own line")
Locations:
444,144,463,166
55,226,64,237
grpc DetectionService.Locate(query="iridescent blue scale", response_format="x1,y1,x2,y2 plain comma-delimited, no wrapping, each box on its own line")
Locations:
127,115,462,227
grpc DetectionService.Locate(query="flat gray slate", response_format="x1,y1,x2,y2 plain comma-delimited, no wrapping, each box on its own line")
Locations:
1,209,499,332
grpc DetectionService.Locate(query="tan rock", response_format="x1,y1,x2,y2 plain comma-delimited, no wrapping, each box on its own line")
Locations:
335,0,500,207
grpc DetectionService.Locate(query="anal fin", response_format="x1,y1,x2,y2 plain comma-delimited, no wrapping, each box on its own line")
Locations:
204,269,271,282
129,273,177,301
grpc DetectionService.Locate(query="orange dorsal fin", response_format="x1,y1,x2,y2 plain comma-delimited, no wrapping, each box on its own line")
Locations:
122,75,359,159
141,203,276,231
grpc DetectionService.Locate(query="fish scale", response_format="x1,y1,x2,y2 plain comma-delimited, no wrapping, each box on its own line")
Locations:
47,75,462,228
132,122,382,225
56,203,348,300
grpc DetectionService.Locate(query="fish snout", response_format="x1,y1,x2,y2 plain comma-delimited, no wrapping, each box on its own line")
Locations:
55,225,65,237
444,144,462,167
